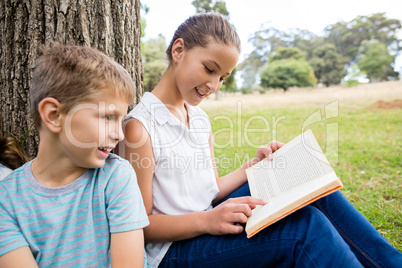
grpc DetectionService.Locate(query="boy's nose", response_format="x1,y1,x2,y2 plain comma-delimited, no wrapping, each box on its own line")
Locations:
110,123,125,142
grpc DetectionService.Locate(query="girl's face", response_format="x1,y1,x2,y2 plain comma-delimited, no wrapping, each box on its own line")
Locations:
173,40,239,106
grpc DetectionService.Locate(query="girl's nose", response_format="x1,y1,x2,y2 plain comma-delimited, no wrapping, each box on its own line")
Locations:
206,77,222,93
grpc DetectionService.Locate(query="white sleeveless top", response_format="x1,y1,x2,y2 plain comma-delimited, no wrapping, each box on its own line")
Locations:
124,92,219,267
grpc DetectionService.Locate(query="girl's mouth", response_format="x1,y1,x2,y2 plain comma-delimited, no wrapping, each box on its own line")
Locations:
195,87,206,97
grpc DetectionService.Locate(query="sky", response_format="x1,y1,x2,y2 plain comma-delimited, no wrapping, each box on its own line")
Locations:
142,0,402,70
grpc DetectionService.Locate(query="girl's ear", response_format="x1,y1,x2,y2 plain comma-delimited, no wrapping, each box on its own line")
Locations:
171,38,185,63
38,97,63,133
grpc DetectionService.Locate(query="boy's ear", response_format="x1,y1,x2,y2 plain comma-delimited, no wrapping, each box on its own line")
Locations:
171,38,185,63
38,97,63,133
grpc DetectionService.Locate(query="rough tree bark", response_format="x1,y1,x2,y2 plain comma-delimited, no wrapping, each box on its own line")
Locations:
0,0,144,158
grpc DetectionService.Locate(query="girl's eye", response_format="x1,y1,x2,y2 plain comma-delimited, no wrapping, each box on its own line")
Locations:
205,65,213,73
104,115,112,121
220,77,225,82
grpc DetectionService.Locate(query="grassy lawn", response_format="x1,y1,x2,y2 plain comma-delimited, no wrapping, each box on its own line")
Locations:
201,81,402,250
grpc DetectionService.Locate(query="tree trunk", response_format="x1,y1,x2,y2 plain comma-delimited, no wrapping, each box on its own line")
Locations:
0,0,144,158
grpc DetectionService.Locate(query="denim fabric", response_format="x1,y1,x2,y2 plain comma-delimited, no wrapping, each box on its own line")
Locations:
160,183,402,268
313,191,402,268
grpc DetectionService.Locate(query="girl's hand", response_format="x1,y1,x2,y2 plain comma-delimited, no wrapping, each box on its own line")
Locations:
204,196,267,235
258,140,285,160
244,140,285,169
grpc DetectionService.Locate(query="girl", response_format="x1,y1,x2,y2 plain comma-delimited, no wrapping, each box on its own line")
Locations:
118,12,402,267
0,136,30,180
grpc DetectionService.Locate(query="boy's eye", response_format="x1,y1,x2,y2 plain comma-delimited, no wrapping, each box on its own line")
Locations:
220,77,225,82
104,115,113,120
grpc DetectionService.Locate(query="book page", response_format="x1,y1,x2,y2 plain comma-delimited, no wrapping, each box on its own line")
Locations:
247,172,338,227
247,129,334,201
245,130,343,237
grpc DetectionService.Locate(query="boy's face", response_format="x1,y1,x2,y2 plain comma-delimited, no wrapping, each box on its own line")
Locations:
59,89,128,169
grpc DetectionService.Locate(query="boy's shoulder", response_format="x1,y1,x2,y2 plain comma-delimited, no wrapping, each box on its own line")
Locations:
102,153,134,175
104,153,129,167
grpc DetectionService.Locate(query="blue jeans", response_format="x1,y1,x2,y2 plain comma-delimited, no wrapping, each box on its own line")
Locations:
159,183,402,267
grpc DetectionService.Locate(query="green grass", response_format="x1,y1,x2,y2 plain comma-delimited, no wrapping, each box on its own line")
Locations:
204,100,402,251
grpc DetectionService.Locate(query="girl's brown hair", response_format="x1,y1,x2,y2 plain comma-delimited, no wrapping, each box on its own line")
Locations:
0,136,30,170
166,12,241,62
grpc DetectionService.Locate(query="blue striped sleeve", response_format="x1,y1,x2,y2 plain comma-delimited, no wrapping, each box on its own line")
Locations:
104,160,149,233
0,185,29,256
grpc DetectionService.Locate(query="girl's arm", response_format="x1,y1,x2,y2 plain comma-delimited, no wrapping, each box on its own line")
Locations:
120,120,265,243
210,133,284,203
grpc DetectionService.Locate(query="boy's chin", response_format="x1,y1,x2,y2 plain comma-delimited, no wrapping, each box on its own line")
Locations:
80,160,106,170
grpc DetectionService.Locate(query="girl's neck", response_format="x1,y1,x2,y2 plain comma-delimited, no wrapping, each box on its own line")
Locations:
152,67,185,109
152,67,190,128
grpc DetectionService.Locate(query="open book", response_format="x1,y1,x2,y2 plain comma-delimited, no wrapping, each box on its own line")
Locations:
245,129,343,238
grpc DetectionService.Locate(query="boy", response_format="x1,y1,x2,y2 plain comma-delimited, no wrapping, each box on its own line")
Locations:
0,43,149,267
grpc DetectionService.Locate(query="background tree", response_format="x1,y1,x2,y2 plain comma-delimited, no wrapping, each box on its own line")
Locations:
0,0,143,158
270,47,306,61
260,47,316,91
239,26,286,87
220,68,238,92
325,13,401,63
241,12,401,89
143,35,168,91
191,0,229,16
357,39,395,82
309,44,347,86
240,27,320,88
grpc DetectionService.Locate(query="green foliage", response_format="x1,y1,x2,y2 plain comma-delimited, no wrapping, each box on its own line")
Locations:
357,39,395,82
270,47,306,61
143,35,168,91
3,125,36,148
238,50,266,88
220,67,237,92
260,47,315,91
140,18,146,38
344,79,361,87
241,88,251,94
325,13,401,62
309,43,347,86
240,12,401,88
239,28,319,87
191,0,229,16
139,2,149,38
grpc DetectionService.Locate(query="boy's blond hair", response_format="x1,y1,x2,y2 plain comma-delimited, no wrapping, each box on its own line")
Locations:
30,43,135,128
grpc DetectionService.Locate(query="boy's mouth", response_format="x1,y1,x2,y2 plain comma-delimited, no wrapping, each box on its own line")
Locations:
98,147,113,153
98,146,114,159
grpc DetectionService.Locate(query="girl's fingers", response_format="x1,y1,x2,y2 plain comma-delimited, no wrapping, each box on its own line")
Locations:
227,196,267,206
232,211,249,223
228,224,244,234
268,140,285,152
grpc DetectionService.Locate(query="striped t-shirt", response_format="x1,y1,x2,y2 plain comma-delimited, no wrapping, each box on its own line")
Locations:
0,154,149,267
